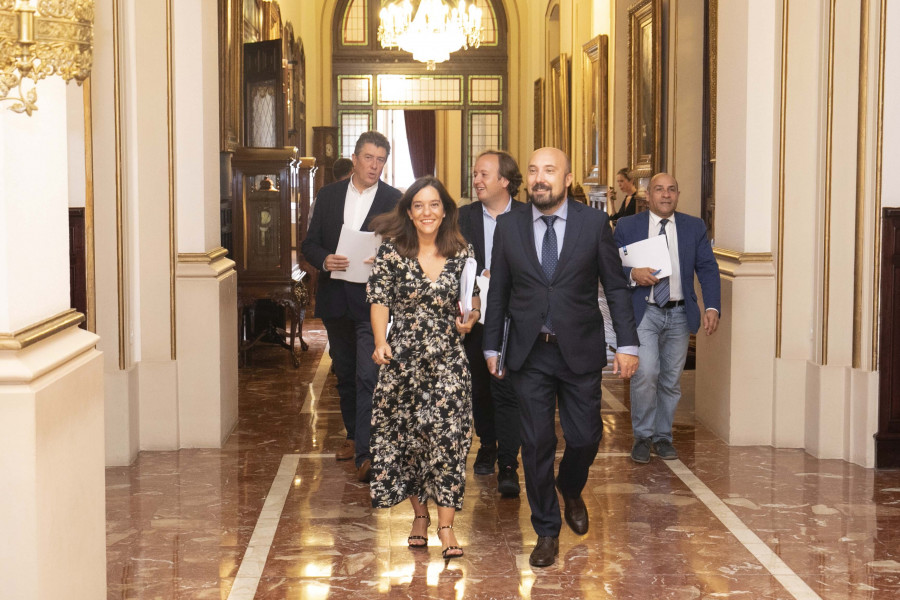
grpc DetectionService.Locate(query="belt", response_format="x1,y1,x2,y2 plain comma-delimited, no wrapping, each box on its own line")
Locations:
651,300,685,309
537,332,558,344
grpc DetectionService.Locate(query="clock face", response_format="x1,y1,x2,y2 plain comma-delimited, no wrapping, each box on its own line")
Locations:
325,142,334,157
260,210,272,226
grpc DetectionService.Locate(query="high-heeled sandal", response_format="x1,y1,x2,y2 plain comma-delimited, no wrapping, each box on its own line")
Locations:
407,514,430,548
437,524,463,559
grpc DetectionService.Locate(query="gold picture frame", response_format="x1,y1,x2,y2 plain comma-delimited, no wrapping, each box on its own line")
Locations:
582,35,608,184
548,54,570,156
534,78,544,149
627,0,663,178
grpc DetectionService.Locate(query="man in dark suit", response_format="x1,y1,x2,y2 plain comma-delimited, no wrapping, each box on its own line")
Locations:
301,131,401,482
459,150,525,496
484,147,640,567
613,173,721,464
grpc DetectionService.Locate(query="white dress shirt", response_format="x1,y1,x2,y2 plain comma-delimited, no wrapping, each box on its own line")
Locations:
343,175,379,231
647,210,683,303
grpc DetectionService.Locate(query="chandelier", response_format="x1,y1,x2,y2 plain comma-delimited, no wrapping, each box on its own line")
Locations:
0,0,94,116
378,0,482,70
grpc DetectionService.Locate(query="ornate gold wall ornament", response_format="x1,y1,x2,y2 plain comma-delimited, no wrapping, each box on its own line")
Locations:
0,0,93,115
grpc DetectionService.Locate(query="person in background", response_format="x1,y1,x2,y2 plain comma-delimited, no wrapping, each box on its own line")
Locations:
613,172,721,465
301,131,401,480
367,176,480,560
332,157,353,182
484,147,639,568
459,150,524,496
611,167,638,224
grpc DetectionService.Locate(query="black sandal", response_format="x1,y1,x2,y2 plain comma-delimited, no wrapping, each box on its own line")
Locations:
408,514,430,548
437,524,463,559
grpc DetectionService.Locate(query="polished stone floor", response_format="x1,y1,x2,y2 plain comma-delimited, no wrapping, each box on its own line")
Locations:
107,320,900,599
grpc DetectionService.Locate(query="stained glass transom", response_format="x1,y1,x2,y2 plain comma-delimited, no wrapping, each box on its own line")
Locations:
377,75,463,106
339,76,372,104
342,0,367,45
469,76,501,104
467,111,501,197
474,0,497,45
340,112,372,156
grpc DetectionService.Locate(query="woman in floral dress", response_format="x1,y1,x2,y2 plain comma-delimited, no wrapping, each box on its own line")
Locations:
366,176,480,559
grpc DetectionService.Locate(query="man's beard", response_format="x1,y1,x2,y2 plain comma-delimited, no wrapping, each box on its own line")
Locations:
528,185,566,210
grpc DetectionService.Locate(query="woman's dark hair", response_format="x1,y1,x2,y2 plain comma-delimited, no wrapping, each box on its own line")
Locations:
369,176,467,259
616,167,633,181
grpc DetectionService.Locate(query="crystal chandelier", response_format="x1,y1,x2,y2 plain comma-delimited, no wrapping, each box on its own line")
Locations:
0,0,93,116
378,0,482,70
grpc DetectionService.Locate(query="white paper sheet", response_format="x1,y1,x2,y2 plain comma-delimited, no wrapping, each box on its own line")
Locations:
618,235,673,278
458,257,478,321
330,226,381,284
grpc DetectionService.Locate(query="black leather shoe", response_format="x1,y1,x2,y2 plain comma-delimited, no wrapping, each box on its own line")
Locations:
357,459,372,483
473,444,498,475
631,438,652,464
556,483,589,535
497,465,520,497
529,536,559,568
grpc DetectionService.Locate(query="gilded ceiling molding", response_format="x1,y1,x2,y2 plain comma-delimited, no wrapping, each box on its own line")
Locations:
776,0,790,359
713,248,774,278
83,78,96,333
112,0,127,369
177,247,230,264
872,0,887,369
0,310,84,351
853,0,870,370
166,0,176,361
821,0,837,365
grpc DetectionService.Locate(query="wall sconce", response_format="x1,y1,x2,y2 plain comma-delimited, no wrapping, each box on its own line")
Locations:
0,0,94,116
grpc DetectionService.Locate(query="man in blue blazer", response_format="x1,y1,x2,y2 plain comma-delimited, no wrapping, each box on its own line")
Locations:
301,131,401,482
484,147,639,567
613,173,721,464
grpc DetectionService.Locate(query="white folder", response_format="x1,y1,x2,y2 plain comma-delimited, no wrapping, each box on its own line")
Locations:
618,235,673,278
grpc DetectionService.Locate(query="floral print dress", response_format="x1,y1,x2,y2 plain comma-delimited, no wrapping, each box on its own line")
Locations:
366,240,477,509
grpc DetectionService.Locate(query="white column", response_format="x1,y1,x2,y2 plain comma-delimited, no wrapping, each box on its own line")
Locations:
695,0,779,445
0,80,106,598
173,0,238,446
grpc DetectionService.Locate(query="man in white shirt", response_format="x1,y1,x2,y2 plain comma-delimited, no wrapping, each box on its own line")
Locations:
613,173,721,464
301,131,402,482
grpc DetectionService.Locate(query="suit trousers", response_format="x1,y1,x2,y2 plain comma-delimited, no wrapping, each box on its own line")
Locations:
323,315,379,467
463,323,522,469
511,338,603,536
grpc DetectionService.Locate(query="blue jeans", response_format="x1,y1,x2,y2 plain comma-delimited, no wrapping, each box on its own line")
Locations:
630,305,690,443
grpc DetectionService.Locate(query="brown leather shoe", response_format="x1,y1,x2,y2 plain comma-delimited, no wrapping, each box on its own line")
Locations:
335,439,355,461
529,536,559,568
357,459,372,483
557,483,589,535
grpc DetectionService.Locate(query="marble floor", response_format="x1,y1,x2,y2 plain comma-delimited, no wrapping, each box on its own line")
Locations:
107,320,900,599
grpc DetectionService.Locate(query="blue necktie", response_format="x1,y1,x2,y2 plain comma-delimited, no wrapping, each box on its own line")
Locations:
541,215,558,330
654,218,670,305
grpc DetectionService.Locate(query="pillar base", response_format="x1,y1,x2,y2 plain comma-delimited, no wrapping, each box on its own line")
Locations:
175,251,238,447
0,325,105,599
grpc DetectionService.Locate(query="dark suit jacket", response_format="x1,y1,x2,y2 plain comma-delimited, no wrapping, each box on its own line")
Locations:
483,199,639,375
301,178,401,321
458,198,526,274
613,210,721,334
